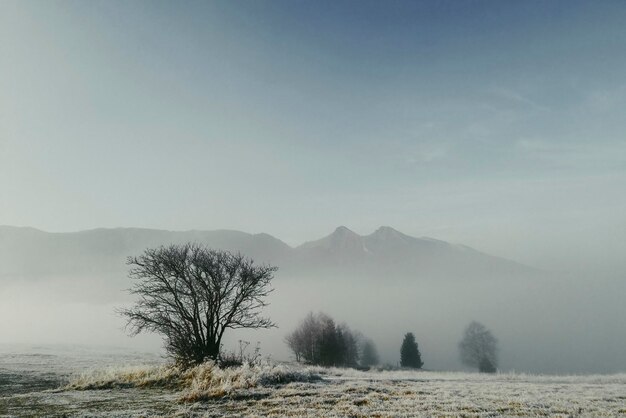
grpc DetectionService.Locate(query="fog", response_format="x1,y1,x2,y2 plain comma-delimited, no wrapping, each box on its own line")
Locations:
226,272,626,374
0,226,624,375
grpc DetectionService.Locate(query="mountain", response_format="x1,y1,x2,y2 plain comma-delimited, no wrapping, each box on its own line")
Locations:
0,225,535,282
299,225,453,257
291,225,533,279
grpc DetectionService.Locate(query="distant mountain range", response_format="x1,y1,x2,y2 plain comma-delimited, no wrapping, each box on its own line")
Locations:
0,225,535,281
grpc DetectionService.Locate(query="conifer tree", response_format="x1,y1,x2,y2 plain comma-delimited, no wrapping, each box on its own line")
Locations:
400,332,423,368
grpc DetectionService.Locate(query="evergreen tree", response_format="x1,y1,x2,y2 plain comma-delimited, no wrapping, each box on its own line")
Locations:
400,332,423,368
338,324,360,367
318,316,339,366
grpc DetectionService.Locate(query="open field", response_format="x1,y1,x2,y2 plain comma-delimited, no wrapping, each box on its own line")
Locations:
2,347,625,417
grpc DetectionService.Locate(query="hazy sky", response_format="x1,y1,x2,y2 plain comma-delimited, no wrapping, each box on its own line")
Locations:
1,1,625,272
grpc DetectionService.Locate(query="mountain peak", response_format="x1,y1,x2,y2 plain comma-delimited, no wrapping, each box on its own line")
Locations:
369,226,409,241
298,226,365,252
329,226,364,250
332,226,359,236
373,225,400,234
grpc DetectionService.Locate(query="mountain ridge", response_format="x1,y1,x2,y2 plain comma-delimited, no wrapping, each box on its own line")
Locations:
0,225,536,280
0,224,497,253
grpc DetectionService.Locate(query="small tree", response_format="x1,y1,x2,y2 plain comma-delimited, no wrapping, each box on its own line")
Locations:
360,339,380,367
120,243,276,367
400,332,423,369
285,312,321,364
458,321,498,373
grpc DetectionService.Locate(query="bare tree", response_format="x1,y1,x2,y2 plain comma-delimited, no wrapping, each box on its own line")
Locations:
120,243,276,367
360,339,380,367
458,321,498,373
285,312,322,363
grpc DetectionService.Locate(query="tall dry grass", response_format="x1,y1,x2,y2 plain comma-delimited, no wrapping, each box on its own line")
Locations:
66,361,321,402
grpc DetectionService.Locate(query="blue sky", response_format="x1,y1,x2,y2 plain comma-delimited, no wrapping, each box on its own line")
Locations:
1,1,625,271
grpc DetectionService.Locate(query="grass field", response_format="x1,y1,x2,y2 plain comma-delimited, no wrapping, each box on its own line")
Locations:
2,360,625,417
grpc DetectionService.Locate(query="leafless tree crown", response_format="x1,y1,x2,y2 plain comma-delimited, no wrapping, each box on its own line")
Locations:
458,321,498,373
120,243,276,366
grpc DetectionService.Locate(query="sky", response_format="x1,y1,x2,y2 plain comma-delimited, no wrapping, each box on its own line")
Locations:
1,0,625,273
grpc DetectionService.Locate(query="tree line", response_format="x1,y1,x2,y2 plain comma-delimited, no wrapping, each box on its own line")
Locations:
284,313,497,373
285,312,426,370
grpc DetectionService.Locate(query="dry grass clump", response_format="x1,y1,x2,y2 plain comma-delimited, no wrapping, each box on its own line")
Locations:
66,361,321,402
180,361,322,402
179,361,258,401
66,364,183,390
257,364,321,386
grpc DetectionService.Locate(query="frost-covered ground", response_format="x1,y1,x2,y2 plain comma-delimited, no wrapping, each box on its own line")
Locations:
1,345,625,417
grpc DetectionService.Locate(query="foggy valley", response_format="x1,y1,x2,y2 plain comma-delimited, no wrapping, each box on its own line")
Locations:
1,225,624,375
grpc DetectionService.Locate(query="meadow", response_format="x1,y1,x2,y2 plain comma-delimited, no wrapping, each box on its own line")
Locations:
2,348,625,418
